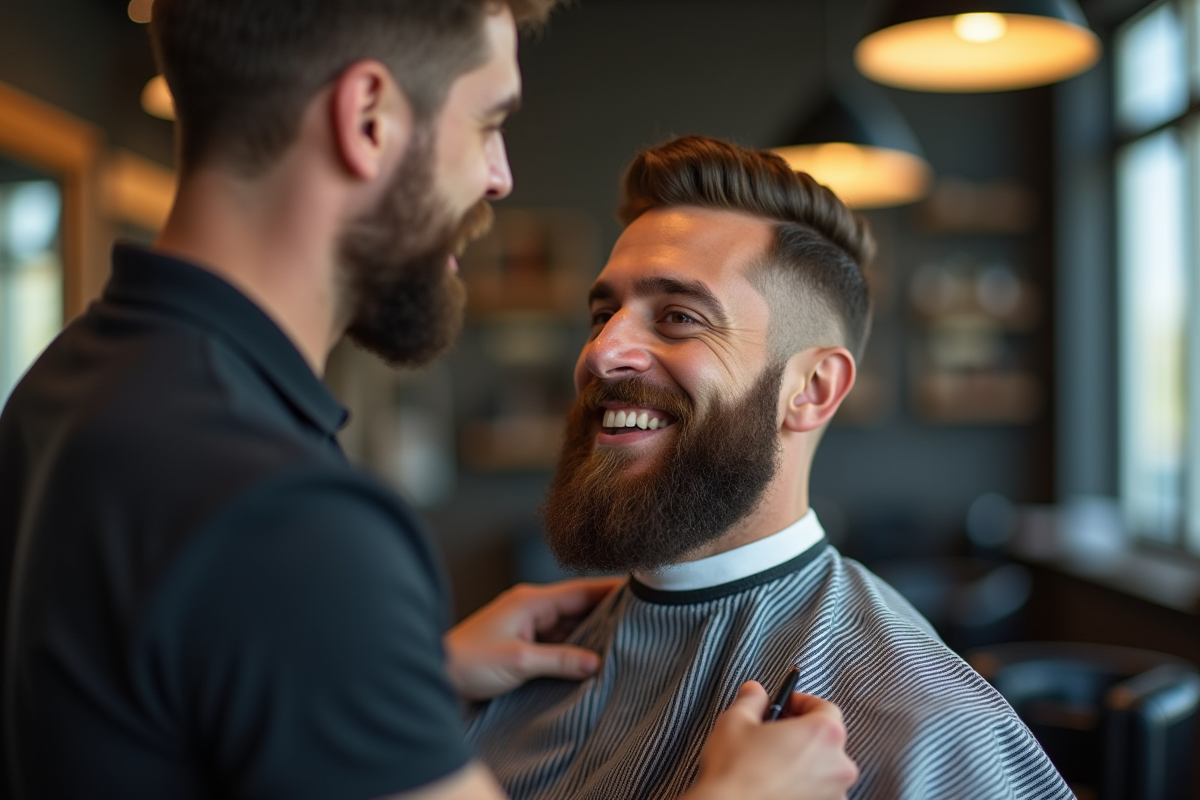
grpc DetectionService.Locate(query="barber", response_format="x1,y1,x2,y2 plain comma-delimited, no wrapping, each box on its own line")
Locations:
0,1,857,798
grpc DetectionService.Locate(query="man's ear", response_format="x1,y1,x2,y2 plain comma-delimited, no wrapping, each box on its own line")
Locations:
780,347,857,433
330,59,413,182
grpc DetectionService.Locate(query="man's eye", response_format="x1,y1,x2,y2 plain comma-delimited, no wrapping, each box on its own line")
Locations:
661,311,698,325
590,310,613,327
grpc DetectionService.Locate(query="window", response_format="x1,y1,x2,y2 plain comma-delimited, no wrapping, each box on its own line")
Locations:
0,170,63,406
0,82,104,412
1115,0,1200,552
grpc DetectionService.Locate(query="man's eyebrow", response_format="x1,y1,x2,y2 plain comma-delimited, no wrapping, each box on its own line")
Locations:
487,93,521,117
587,276,729,326
587,282,615,306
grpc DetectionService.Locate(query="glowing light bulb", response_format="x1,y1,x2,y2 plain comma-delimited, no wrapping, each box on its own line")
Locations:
813,142,867,181
953,12,1008,43
772,143,930,209
127,0,154,23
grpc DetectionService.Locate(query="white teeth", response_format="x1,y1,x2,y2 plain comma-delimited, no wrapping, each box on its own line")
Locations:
602,409,671,432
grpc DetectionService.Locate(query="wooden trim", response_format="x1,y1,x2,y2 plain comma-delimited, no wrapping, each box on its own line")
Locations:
0,81,105,320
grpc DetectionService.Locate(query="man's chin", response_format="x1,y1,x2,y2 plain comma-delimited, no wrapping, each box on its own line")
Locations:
348,327,458,368
346,287,466,367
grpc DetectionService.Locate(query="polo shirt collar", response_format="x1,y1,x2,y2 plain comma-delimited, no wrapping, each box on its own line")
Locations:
104,242,348,437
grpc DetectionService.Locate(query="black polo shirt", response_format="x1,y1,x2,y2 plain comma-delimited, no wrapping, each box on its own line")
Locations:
0,244,472,799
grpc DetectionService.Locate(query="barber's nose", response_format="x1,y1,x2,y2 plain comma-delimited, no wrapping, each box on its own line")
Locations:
485,134,513,200
583,312,653,379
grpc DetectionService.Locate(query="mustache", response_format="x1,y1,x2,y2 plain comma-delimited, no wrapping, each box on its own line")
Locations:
453,200,495,256
578,377,693,423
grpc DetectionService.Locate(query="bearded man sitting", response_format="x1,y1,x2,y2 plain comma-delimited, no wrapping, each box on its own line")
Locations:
460,135,1071,800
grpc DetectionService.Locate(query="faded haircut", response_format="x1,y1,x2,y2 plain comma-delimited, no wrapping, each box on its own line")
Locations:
618,135,875,361
151,0,564,176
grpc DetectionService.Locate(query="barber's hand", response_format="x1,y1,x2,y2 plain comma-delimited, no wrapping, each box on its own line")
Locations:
682,681,858,800
443,577,623,701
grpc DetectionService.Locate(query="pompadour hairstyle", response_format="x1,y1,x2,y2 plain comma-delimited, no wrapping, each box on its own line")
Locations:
618,135,875,360
150,0,563,176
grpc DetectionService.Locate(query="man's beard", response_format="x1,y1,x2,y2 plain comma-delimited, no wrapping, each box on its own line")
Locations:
337,126,493,367
541,363,785,574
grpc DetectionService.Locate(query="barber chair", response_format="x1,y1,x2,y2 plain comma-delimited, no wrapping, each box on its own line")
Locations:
967,642,1200,800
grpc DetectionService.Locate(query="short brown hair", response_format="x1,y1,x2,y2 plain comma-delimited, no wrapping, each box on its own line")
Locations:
151,0,563,176
618,135,875,360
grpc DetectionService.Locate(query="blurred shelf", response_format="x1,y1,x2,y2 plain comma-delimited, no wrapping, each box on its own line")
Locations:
913,370,1042,425
460,415,564,472
914,177,1038,235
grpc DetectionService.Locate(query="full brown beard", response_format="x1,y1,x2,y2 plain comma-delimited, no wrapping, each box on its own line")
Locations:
338,124,494,368
541,363,785,573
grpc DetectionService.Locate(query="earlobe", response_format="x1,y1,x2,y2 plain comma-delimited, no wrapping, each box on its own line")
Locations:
781,348,857,433
330,60,412,182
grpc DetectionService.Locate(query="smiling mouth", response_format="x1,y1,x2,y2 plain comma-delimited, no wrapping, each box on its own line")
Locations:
600,407,677,434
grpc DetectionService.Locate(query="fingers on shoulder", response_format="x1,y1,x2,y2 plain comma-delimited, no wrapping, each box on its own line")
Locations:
543,576,624,608
506,640,600,681
505,577,622,624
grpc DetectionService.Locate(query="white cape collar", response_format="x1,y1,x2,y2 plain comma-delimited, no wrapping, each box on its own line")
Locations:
633,511,827,592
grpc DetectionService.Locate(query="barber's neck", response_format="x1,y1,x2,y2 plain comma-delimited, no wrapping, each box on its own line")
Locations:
154,157,344,376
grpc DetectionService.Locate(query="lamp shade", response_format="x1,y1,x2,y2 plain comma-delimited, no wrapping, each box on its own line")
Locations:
856,0,1101,92
772,87,932,209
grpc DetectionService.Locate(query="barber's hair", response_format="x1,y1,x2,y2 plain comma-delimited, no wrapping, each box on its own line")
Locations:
151,0,561,176
618,135,875,361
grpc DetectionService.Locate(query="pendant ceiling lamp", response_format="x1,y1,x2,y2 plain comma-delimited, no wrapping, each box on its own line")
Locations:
855,0,1101,92
772,85,932,209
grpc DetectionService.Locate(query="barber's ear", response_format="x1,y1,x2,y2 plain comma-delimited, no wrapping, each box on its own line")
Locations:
780,348,856,433
331,60,412,182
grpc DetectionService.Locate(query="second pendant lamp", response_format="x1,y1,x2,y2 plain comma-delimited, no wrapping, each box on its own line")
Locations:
773,84,932,210
855,0,1102,92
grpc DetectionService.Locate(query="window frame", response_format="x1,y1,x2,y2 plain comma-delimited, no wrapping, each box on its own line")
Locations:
1113,0,1200,556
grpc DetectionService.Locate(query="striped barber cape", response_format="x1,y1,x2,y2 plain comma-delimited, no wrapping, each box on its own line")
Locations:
465,526,1071,800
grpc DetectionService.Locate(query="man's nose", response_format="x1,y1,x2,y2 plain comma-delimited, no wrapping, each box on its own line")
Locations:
583,312,653,378
485,134,514,200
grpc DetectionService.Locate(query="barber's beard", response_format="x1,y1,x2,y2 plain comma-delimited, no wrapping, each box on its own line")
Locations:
541,363,785,573
338,126,494,367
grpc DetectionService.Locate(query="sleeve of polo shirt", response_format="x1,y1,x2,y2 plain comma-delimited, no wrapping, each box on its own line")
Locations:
162,472,473,800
